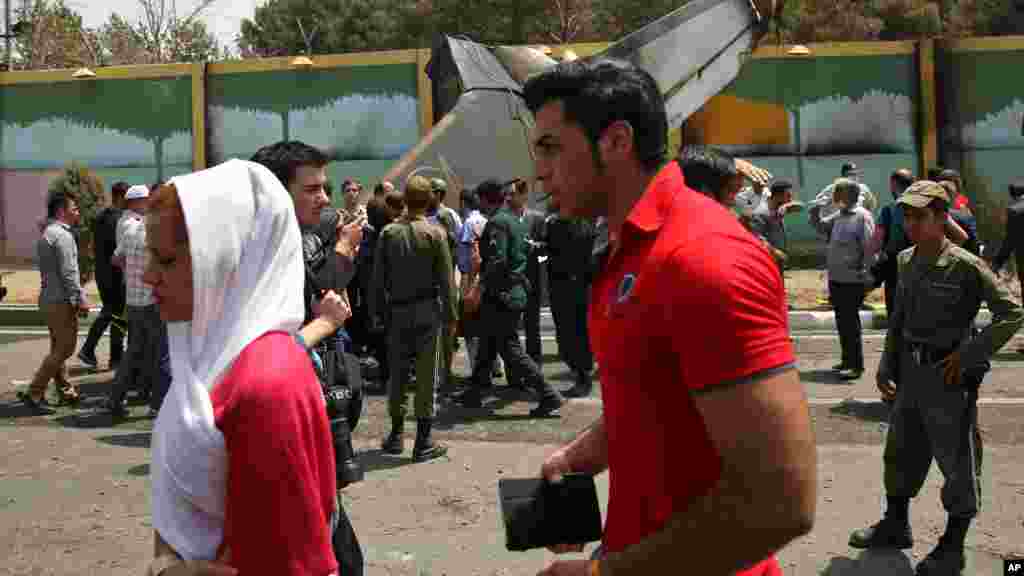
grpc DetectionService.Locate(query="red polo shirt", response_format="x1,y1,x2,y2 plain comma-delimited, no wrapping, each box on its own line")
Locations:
590,162,795,575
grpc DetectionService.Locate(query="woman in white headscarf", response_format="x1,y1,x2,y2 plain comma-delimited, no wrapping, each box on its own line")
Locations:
141,160,338,576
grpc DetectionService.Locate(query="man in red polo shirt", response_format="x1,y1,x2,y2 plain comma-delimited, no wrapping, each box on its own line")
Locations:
525,59,817,576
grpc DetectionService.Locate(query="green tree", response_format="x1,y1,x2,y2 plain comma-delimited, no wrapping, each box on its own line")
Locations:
590,0,680,39
49,165,105,283
132,0,223,62
12,0,100,70
238,0,420,57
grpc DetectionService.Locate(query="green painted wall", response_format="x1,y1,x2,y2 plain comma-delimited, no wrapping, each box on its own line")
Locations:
938,48,1024,246
0,76,193,185
206,63,419,188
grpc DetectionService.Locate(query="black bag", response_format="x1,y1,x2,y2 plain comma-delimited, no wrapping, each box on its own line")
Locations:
322,344,364,432
498,474,603,552
330,499,364,576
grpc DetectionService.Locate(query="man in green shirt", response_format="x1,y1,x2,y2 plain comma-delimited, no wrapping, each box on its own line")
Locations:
370,175,457,462
849,180,1023,575
454,180,564,417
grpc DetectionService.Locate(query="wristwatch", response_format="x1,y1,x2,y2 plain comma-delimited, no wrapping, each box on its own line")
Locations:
147,555,182,576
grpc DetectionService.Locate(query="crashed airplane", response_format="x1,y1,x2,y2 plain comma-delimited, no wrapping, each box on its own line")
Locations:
382,0,779,204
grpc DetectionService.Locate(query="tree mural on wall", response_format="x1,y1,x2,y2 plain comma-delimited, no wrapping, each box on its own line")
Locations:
0,76,191,182
206,64,417,164
721,54,917,185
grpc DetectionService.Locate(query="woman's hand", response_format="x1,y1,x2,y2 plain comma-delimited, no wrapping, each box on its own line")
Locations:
318,290,352,327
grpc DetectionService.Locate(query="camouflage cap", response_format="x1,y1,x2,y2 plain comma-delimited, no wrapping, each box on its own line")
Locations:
898,180,950,208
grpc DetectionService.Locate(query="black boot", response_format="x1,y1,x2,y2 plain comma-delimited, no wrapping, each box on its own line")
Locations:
381,419,404,455
565,370,593,398
331,417,364,488
849,496,913,549
412,418,448,463
915,517,969,575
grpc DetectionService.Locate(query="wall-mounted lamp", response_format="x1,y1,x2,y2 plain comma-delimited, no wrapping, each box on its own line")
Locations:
72,67,97,79
787,45,812,56
291,55,314,68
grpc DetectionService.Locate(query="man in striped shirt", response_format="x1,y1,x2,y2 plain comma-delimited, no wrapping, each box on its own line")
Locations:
106,185,171,417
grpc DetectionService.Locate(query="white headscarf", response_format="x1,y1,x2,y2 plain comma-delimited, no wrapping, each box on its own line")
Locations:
150,159,306,560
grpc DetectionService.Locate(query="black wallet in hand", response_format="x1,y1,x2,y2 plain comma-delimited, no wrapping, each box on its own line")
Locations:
498,474,603,552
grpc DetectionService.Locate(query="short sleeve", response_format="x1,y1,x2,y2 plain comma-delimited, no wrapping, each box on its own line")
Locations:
669,235,795,392
215,334,337,576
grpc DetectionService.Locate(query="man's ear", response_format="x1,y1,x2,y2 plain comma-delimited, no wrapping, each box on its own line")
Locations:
600,121,635,160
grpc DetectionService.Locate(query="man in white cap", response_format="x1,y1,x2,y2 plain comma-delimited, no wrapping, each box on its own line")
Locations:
107,184,170,417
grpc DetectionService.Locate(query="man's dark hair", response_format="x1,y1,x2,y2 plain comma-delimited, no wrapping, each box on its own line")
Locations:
476,178,506,204
927,166,944,181
384,190,405,212
111,182,130,202
891,169,915,192
938,169,961,185
676,145,737,197
461,188,481,212
47,189,77,219
1010,180,1024,198
769,179,794,195
373,182,389,197
522,58,668,172
928,198,950,214
250,141,329,188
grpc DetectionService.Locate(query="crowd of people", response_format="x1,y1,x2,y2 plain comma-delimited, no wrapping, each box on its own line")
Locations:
13,54,1024,576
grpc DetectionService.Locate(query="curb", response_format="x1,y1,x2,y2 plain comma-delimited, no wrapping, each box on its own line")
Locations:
789,309,993,331
0,305,996,331
0,304,100,327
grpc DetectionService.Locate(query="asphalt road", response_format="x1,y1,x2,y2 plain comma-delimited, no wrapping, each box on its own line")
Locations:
3,325,1024,575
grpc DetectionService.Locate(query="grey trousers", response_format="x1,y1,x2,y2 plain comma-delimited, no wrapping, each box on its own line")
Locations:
110,304,170,410
883,350,981,518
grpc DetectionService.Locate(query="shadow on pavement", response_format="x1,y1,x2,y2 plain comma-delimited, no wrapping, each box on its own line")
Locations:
356,448,422,474
433,386,538,430
991,350,1024,362
55,408,150,430
127,463,150,476
95,432,152,448
829,400,892,424
820,549,913,575
801,369,848,385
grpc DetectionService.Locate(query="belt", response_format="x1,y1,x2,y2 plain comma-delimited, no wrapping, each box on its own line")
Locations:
905,341,958,366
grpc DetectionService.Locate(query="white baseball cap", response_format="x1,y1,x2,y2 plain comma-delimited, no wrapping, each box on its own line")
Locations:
125,185,150,200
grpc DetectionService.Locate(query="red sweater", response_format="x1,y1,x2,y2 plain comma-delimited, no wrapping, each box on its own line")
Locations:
211,331,338,576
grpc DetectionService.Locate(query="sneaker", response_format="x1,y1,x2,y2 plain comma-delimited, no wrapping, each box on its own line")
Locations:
105,398,128,418
77,351,98,368
529,394,564,418
17,391,55,415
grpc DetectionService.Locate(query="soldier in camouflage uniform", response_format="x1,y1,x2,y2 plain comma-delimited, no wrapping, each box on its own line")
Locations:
370,175,457,462
849,181,1023,575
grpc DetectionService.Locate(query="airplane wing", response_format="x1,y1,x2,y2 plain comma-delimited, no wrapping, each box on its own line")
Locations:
384,0,777,206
